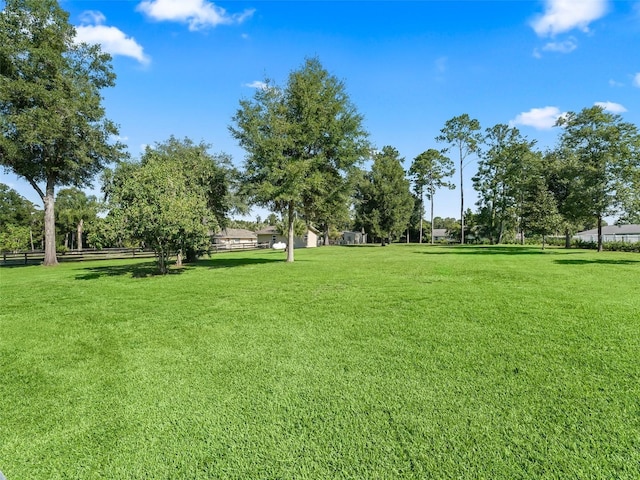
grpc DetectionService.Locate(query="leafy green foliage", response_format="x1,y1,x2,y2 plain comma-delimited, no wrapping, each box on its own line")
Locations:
105,137,233,273
556,106,640,251
355,146,414,243
0,0,126,265
473,125,536,244
230,57,369,260
55,187,99,250
409,149,455,244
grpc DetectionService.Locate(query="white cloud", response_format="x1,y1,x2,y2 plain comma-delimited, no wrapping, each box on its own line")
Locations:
634,73,640,88
609,79,624,87
79,10,106,25
137,0,254,31
244,80,268,90
75,12,150,66
541,37,578,54
594,101,627,113
531,0,608,37
510,106,566,130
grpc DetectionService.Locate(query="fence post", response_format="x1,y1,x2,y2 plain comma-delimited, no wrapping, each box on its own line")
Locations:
24,253,28,265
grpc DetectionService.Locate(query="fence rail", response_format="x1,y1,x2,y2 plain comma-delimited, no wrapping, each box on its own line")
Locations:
1,243,271,266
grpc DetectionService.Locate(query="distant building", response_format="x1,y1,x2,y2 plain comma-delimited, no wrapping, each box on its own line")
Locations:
212,228,257,247
431,228,450,242
341,231,367,245
255,225,320,248
574,224,640,243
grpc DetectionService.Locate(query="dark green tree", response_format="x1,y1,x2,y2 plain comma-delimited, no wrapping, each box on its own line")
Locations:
0,0,126,265
355,146,414,245
436,114,481,244
522,175,563,250
55,187,99,251
409,149,455,245
556,106,640,251
105,137,234,273
472,125,536,244
230,57,369,262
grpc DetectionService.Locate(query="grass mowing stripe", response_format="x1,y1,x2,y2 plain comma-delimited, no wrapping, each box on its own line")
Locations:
1,245,639,478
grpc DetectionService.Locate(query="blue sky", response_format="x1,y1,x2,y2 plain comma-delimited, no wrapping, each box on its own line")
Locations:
2,0,639,221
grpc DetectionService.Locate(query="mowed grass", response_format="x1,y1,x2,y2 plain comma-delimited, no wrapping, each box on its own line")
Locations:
1,245,639,479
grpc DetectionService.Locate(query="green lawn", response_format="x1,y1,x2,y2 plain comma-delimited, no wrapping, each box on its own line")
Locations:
1,245,639,479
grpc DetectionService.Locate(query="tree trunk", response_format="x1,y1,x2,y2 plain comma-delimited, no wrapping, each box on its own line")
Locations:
565,228,571,249
323,227,329,247
43,180,58,266
460,150,465,245
542,234,546,250
597,216,603,252
30,228,34,251
286,201,294,263
157,246,167,274
430,194,435,245
77,218,83,251
176,249,183,267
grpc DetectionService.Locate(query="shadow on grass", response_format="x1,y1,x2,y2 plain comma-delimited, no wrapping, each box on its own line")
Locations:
554,258,640,265
414,245,577,255
75,255,285,280
197,256,284,269
75,261,190,280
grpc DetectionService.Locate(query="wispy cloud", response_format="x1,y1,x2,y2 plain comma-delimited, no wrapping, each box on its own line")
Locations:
594,101,627,113
75,11,150,66
542,37,578,54
137,0,255,31
609,79,624,87
531,0,608,37
634,73,640,88
244,80,268,90
510,106,566,130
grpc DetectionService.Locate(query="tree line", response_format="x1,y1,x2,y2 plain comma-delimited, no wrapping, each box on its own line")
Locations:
2,0,639,272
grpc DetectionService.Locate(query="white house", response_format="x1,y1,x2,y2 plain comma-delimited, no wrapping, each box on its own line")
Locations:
574,224,640,243
255,225,320,248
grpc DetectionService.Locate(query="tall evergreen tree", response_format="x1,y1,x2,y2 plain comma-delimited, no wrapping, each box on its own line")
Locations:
436,114,481,244
409,149,455,245
355,146,414,244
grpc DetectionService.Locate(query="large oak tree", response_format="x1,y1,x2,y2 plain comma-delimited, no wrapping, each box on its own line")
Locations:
0,0,125,265
230,58,369,262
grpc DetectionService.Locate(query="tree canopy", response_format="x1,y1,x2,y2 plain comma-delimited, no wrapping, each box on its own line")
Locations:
409,149,455,244
230,57,369,261
105,137,234,273
0,0,126,265
556,106,640,251
355,146,414,244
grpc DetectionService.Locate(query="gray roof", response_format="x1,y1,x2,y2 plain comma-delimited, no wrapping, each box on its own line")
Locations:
432,228,449,237
214,228,257,239
576,224,640,235
255,226,278,235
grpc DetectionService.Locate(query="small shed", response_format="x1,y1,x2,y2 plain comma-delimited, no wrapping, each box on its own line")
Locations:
432,228,450,242
341,231,367,245
256,225,320,248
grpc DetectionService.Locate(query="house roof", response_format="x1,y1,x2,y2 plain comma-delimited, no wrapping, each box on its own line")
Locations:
576,224,640,235
255,226,278,235
432,228,448,237
214,228,257,239
255,225,320,235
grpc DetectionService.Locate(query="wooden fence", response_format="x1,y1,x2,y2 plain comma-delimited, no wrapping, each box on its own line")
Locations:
1,243,270,266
